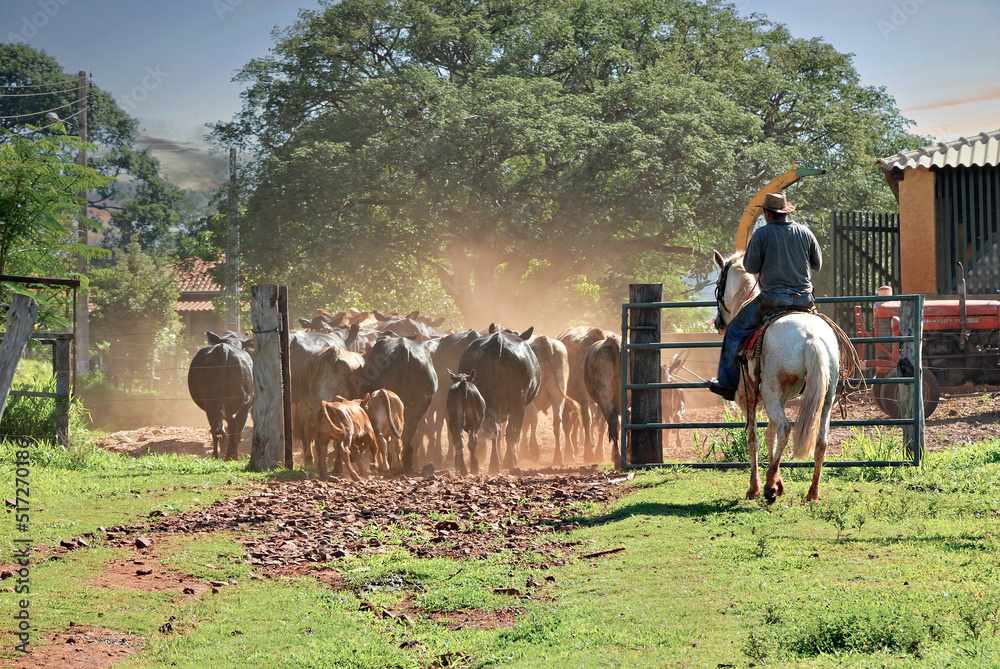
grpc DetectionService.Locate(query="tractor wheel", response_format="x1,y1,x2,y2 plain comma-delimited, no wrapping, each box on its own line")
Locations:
873,368,940,419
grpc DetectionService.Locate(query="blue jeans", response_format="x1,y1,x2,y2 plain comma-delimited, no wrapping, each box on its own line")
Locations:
715,294,814,389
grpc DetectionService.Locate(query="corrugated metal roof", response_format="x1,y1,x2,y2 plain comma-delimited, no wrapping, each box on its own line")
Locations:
878,129,1000,171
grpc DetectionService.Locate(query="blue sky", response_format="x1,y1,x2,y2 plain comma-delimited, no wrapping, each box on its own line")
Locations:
2,0,997,190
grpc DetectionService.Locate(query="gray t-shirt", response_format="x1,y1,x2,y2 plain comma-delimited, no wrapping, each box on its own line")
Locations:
743,219,822,299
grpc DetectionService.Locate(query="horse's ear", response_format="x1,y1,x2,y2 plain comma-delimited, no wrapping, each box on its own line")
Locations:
713,250,726,269
668,353,685,374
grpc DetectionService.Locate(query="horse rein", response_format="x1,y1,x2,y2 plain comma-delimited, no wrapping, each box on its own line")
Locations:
715,259,759,329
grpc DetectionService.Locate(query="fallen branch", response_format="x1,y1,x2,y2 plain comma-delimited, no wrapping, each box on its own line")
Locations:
582,547,626,559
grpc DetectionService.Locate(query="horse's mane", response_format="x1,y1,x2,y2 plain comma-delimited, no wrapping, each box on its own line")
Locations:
717,251,757,316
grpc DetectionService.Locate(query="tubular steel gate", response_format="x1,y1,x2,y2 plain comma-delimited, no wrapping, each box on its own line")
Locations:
618,293,925,472
831,211,900,334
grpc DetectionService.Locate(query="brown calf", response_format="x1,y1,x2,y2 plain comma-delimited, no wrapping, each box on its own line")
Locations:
316,396,379,481
361,388,405,473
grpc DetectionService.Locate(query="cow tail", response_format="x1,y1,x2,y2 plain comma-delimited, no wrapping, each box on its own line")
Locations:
220,346,232,412
384,391,402,439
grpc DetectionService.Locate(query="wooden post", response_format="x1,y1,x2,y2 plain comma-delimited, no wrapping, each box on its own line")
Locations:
628,284,662,464
278,286,293,469
75,70,90,378
248,285,283,471
54,335,71,443
0,295,38,425
897,297,925,463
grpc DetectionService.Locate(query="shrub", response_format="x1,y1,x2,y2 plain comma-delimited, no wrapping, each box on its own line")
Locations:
0,359,58,439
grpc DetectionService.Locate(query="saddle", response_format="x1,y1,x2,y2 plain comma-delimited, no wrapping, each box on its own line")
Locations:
735,305,862,417
736,306,816,402
737,306,815,362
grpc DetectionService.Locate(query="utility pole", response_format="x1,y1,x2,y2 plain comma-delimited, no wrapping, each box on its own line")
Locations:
226,148,240,332
74,70,89,378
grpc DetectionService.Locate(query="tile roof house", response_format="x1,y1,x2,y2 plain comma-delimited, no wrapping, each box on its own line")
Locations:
173,256,227,338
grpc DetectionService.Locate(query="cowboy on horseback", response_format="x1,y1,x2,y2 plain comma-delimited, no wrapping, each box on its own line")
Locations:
707,192,822,401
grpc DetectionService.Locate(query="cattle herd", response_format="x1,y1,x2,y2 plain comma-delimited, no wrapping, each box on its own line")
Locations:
188,308,687,477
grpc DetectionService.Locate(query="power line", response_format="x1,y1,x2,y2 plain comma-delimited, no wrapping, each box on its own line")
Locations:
0,99,77,120
0,87,77,98
0,80,76,90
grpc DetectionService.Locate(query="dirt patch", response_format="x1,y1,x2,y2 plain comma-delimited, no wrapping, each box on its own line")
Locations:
93,557,213,597
1,625,143,669
92,470,631,580
95,426,252,459
427,605,522,631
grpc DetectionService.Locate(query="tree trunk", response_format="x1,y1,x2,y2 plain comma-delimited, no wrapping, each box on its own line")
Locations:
248,285,283,471
0,294,38,425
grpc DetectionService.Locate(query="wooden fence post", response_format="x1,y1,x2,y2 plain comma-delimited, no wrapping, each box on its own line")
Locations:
0,294,38,426
897,297,925,463
628,284,662,465
278,286,293,469
54,335,71,443
248,285,283,471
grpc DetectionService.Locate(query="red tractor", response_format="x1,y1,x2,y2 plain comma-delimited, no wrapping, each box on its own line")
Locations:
855,278,1000,418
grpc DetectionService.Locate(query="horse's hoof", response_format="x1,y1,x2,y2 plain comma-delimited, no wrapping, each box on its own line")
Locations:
776,480,785,496
746,489,760,500
763,488,777,503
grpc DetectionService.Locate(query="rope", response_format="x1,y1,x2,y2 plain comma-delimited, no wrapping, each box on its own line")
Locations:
814,312,867,418
737,309,866,418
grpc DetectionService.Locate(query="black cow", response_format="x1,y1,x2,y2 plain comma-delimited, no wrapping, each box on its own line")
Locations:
352,335,438,474
458,325,540,473
419,328,481,465
300,345,365,468
446,370,486,475
289,326,361,464
188,331,254,460
372,310,447,341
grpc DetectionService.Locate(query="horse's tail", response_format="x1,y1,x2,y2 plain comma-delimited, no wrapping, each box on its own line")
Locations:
792,339,830,460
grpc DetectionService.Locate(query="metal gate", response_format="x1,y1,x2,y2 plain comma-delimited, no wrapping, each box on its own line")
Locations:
936,165,1000,294
831,211,900,333
618,293,925,471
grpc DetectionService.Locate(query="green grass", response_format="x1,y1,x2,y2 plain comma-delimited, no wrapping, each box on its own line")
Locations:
4,437,1000,667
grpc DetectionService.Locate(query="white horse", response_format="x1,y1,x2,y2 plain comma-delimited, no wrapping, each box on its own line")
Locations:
714,251,839,501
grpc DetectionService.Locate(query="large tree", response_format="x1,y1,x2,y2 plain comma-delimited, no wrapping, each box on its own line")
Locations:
213,0,926,329
0,43,198,255
0,124,109,326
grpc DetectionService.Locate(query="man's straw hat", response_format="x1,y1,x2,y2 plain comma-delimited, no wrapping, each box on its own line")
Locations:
761,192,796,213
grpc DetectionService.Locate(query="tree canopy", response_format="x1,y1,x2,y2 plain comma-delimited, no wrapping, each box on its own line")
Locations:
212,0,927,329
0,124,109,325
0,43,198,256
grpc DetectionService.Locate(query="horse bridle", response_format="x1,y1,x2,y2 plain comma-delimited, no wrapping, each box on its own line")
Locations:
714,260,734,330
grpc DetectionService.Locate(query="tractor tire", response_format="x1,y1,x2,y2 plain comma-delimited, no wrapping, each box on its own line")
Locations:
873,368,940,419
